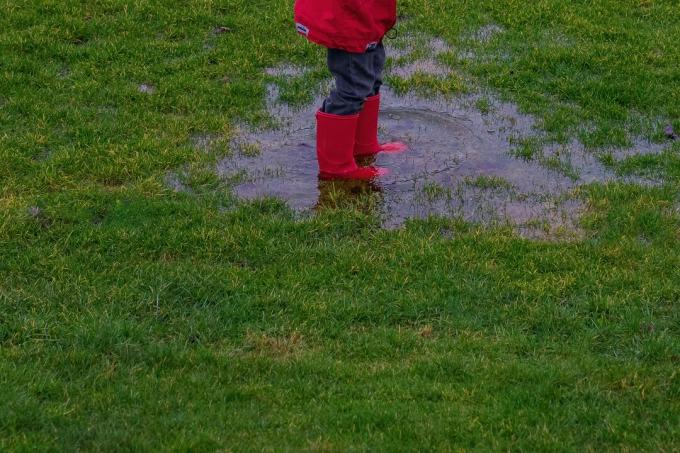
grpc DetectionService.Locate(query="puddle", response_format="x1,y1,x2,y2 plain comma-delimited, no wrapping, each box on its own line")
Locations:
214,82,624,239
429,38,451,54
199,41,665,240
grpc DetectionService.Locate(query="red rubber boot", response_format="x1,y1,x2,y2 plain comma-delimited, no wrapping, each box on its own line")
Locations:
316,110,389,181
354,94,408,157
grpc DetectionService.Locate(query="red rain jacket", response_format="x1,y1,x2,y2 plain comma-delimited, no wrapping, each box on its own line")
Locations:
294,0,397,53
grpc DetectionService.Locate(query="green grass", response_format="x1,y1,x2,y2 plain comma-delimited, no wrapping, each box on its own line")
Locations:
464,176,513,191
613,144,680,181
1,0,679,450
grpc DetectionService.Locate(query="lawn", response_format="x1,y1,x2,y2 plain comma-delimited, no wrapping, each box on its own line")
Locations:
1,0,679,451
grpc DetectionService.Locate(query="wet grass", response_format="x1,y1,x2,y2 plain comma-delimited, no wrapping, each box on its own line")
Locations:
613,143,680,181
464,176,513,191
1,0,679,451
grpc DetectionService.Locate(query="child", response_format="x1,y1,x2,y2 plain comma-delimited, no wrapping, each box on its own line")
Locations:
294,0,407,180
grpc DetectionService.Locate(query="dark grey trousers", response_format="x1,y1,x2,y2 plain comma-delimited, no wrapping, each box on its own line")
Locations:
322,42,386,116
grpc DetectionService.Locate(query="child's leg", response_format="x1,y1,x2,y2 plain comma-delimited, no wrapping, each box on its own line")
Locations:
353,42,408,156
323,46,384,115
315,45,388,180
